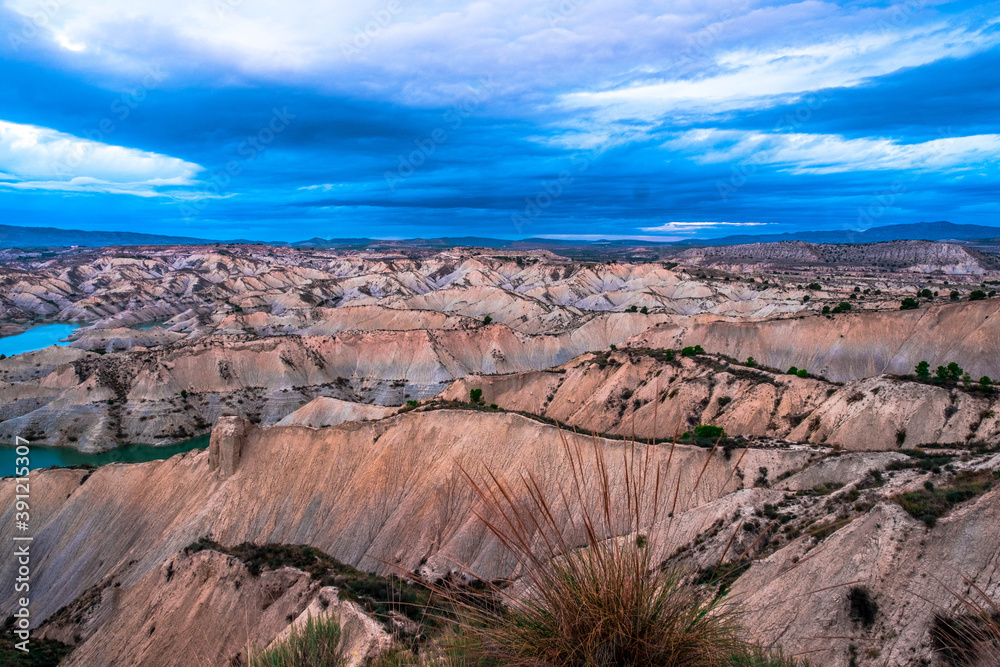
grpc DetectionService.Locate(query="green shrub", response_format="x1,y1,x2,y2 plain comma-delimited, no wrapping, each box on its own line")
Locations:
970,290,986,301
694,424,726,440
831,301,852,314
900,298,920,310
894,470,994,528
640,306,649,314
920,288,933,299
796,369,808,378
249,614,344,667
787,367,798,375
745,357,757,368
950,290,960,301
681,345,704,357
482,315,492,325
821,306,831,314
469,388,483,404
980,376,994,392
915,361,930,380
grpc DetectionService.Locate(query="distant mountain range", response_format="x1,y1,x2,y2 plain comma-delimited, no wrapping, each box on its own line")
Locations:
1,221,998,249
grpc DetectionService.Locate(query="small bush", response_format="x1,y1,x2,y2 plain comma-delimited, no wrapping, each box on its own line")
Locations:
795,369,808,378
915,361,931,380
694,424,726,440
970,290,987,301
848,586,879,629
482,315,492,325
745,356,757,368
950,290,960,301
469,388,483,404
894,470,994,527
249,614,344,667
681,345,704,357
900,298,920,310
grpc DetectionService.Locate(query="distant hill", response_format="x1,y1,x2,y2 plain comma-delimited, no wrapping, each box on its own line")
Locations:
2,221,999,250
0,224,212,248
680,222,1000,246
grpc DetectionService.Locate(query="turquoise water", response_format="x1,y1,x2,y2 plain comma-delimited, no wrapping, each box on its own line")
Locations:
0,323,79,357
1,434,210,473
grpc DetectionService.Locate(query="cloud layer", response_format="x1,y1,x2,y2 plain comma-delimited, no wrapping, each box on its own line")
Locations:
1,0,998,239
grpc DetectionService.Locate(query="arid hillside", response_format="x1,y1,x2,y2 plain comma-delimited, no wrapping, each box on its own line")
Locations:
1,411,996,666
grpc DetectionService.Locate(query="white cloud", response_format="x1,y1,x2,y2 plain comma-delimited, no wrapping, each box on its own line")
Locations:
0,120,203,197
640,221,770,232
555,19,1000,135
663,130,1000,174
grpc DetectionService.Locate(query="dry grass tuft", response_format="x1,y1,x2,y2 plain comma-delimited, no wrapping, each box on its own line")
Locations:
442,428,745,666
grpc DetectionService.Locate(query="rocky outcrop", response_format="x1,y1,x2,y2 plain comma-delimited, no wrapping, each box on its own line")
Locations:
208,415,251,478
42,549,320,667
445,350,1000,450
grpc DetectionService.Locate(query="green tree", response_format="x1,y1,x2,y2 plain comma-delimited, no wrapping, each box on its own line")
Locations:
920,288,933,299
950,290,960,301
969,289,986,301
787,366,799,375
640,305,649,314
831,301,852,313
470,388,483,404
822,305,831,314
180,389,188,399
900,297,920,310
681,345,703,357
796,368,808,378
947,362,963,381
482,315,492,325
807,282,821,290
802,294,810,302
745,356,757,368
915,361,931,380
935,365,950,382
979,376,994,392
693,424,725,439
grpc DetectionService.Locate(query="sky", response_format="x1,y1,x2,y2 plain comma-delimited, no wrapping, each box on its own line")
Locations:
0,0,998,242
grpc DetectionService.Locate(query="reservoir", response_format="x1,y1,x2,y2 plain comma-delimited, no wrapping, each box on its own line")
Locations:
1,434,210,472
0,323,79,357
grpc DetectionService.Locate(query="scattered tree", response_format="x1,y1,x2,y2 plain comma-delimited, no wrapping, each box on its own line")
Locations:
947,362,963,382
831,301,852,314
822,305,831,314
469,388,484,404
969,290,986,301
180,389,188,399
796,369,808,378
680,345,704,357
979,376,994,392
640,305,649,314
915,361,931,380
787,366,799,375
920,288,933,299
745,356,757,368
807,282,822,290
802,295,810,302
950,290,960,301
693,424,726,440
900,297,920,310
482,315,492,325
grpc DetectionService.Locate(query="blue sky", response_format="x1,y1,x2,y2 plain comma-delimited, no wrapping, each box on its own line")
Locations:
0,0,998,242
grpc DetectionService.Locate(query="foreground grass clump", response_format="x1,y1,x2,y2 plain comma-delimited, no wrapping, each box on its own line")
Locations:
249,614,345,667
894,470,996,528
436,431,784,667
932,579,1000,666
